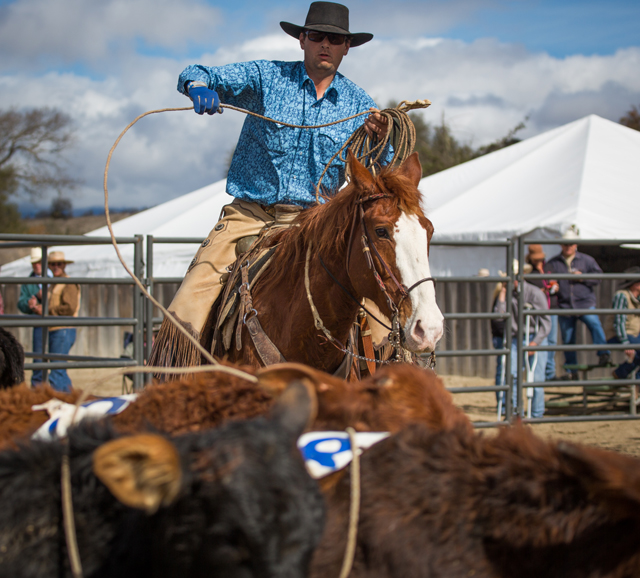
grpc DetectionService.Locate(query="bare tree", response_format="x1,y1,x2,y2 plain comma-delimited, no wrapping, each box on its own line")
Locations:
0,108,78,199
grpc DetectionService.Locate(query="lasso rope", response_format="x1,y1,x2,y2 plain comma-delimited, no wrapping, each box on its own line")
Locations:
338,426,361,578
103,98,430,376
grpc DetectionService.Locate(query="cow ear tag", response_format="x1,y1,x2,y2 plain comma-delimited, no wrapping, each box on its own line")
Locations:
93,434,182,514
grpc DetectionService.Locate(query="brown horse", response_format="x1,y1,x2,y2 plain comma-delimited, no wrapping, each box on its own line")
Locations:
203,152,444,376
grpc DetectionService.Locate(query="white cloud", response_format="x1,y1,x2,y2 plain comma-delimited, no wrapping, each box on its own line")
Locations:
0,31,638,211
0,0,221,69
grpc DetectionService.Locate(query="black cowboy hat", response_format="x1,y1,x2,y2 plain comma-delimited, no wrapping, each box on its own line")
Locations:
619,266,640,290
280,2,373,47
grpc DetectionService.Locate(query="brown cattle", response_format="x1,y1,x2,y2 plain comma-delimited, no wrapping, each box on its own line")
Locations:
311,422,640,578
0,384,83,449
0,363,470,448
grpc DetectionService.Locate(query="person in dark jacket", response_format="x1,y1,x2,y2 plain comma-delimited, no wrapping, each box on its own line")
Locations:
544,228,610,378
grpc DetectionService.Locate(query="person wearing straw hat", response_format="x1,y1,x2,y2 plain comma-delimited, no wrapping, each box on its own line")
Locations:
545,226,611,378
607,266,640,385
30,251,81,392
17,248,53,386
151,2,390,371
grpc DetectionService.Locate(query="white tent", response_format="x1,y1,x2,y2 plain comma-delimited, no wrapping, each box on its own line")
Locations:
2,114,638,280
420,114,640,276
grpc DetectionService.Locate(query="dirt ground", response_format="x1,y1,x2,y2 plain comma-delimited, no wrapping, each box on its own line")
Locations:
439,374,640,458
31,368,640,459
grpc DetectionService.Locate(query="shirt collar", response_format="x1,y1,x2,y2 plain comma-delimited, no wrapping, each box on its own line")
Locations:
298,62,341,103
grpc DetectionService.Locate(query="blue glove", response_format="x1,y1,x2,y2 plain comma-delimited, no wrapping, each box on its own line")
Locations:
188,84,220,115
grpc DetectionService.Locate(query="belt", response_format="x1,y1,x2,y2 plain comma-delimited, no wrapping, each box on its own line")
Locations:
260,204,277,218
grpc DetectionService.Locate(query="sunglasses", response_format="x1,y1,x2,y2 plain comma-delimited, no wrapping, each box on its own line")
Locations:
49,261,65,267
305,30,349,45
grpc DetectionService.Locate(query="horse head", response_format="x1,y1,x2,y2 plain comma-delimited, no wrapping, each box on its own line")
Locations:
345,151,444,354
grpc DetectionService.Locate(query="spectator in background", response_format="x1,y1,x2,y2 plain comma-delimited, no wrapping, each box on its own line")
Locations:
29,251,80,392
17,248,52,386
545,227,610,379
493,260,550,417
526,244,559,380
490,276,506,399
606,266,640,385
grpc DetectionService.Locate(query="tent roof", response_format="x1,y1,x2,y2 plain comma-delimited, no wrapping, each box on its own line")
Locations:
419,114,640,241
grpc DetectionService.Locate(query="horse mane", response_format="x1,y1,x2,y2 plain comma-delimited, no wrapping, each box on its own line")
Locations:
259,162,425,294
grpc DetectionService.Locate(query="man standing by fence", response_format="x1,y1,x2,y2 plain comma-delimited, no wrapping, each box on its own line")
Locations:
545,227,610,379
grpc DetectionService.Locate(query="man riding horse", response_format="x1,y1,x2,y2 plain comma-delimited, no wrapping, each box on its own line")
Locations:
150,2,391,370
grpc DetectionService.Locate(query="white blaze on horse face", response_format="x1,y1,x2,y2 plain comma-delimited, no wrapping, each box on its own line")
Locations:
394,212,444,352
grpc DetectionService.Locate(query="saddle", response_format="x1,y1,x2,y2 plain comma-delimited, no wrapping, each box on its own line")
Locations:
207,240,366,380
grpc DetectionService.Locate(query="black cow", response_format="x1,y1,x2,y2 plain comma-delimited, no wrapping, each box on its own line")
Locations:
0,327,24,388
0,381,324,578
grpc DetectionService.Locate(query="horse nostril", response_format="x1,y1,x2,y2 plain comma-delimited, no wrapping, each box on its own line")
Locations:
412,320,426,341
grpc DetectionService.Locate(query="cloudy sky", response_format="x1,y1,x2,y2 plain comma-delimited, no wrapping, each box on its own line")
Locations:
1,0,638,212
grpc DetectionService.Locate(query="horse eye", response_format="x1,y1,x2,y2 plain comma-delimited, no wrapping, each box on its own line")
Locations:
375,227,390,239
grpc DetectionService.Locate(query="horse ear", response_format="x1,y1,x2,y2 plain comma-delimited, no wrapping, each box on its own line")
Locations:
93,434,182,514
347,149,375,189
269,379,318,439
397,152,422,186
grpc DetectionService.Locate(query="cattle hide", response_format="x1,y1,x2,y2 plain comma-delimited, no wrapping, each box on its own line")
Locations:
0,381,325,578
0,362,471,448
311,423,640,578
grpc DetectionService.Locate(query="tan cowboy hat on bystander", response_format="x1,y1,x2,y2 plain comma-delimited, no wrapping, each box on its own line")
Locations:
48,251,74,264
30,248,42,264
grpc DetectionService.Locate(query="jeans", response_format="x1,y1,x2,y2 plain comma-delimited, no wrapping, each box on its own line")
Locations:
609,334,640,379
48,328,76,392
31,326,44,386
493,335,506,404
545,315,558,381
500,335,547,418
559,308,610,368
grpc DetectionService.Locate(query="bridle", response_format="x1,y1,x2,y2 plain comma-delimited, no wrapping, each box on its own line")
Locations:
314,192,436,367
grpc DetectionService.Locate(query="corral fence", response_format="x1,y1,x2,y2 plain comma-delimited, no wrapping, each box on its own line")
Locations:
1,233,639,427
0,234,146,391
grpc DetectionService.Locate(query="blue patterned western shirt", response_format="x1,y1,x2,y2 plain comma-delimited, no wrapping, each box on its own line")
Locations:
178,60,380,208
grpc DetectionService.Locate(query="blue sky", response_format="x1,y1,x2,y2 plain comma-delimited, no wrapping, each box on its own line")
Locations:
0,0,638,211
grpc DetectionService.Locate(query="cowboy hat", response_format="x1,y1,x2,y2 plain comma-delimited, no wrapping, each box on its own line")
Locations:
499,260,532,277
526,244,545,262
30,247,42,264
619,266,640,290
280,2,373,47
561,225,580,242
48,250,74,264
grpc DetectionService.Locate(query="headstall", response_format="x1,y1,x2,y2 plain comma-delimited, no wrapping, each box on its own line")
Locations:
319,193,437,368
